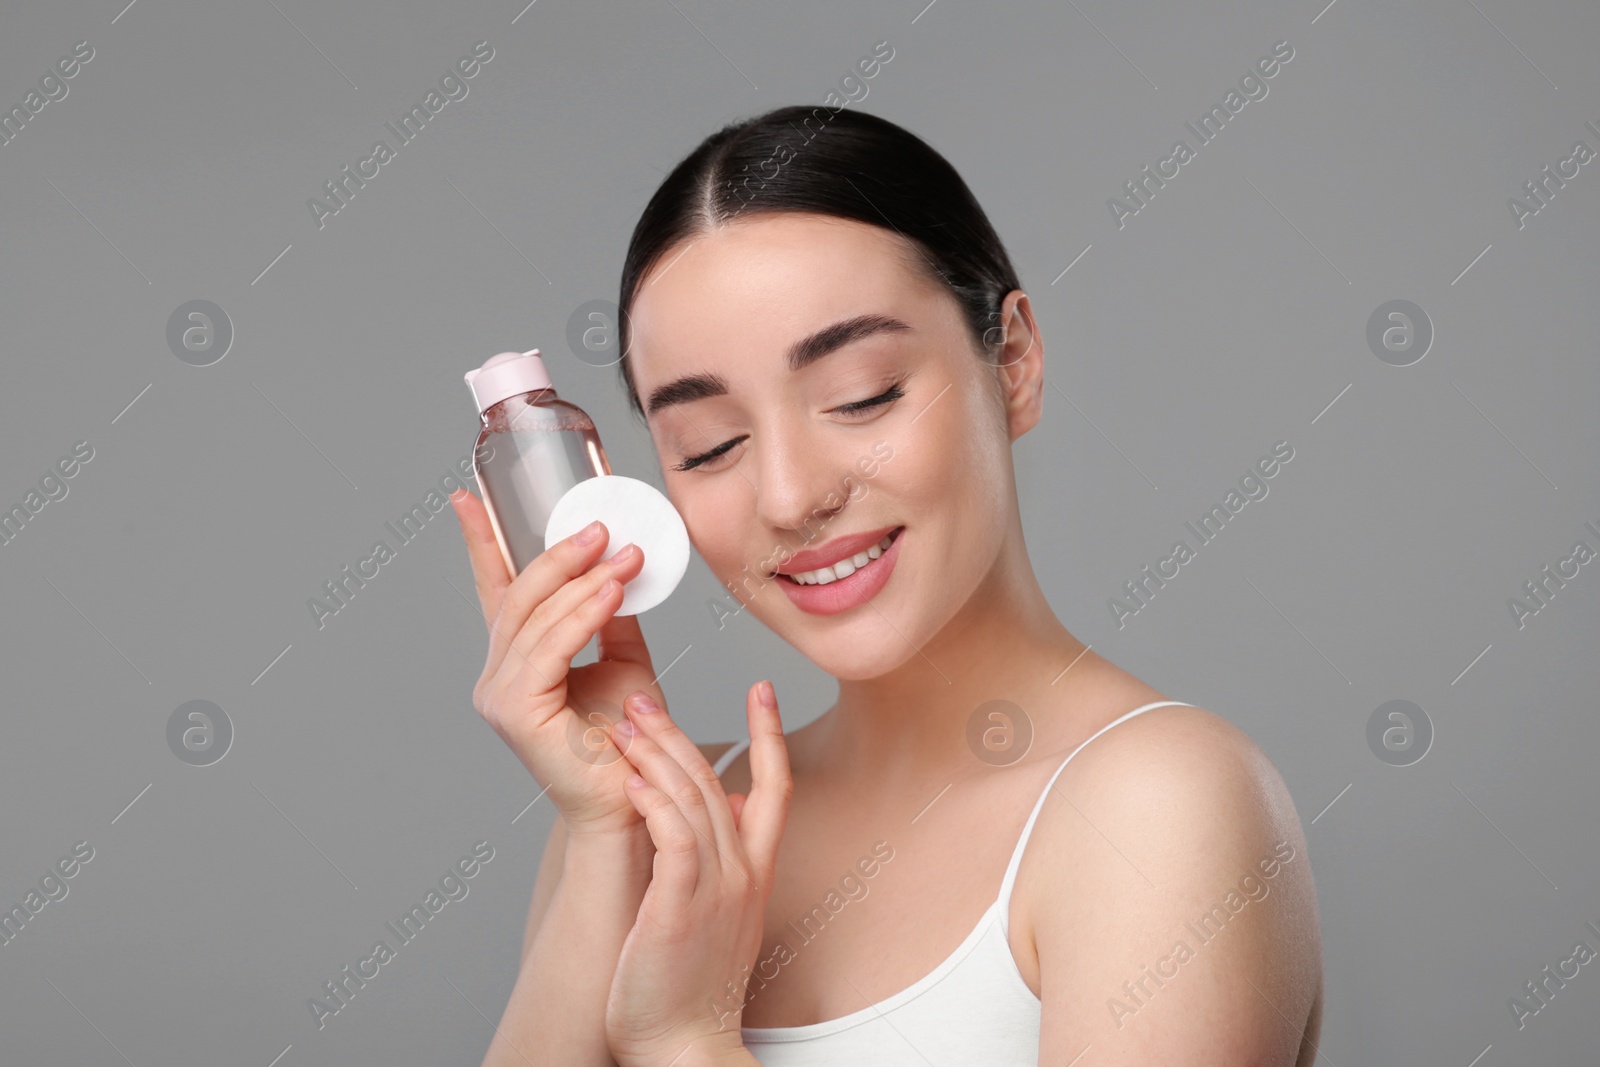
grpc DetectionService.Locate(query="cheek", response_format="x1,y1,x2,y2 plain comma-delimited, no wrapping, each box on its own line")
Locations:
895,388,1006,513
955,379,1015,508
674,484,746,576
888,386,1012,582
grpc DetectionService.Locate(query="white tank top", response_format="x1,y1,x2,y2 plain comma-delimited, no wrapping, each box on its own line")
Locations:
708,699,1195,1065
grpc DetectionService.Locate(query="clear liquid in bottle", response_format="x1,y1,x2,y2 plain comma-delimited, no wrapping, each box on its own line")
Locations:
465,350,611,578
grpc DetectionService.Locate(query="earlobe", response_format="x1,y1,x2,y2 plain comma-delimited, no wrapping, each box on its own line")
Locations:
1006,379,1043,441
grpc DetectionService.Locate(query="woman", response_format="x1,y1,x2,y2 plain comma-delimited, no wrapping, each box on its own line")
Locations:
452,105,1324,1066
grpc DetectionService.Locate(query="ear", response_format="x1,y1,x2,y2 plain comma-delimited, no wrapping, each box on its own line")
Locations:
987,290,1045,441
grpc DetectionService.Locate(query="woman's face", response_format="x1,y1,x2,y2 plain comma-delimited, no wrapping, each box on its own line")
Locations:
627,212,1028,680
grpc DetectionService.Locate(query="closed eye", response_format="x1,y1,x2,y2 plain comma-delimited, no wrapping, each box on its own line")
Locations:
836,380,907,417
671,379,907,472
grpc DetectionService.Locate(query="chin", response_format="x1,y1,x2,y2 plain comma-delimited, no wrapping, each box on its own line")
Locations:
780,611,928,681
806,641,919,682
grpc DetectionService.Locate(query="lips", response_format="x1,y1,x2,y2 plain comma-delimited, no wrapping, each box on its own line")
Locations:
774,524,905,615
769,525,903,579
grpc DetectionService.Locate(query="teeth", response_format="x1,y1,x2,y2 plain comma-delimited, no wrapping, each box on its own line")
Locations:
788,532,896,585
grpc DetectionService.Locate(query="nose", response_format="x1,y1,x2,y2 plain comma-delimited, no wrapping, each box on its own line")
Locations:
751,415,846,536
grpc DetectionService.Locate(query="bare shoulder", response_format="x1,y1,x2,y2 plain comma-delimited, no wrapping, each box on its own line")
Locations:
1054,704,1294,830
1022,703,1323,1062
1034,702,1310,895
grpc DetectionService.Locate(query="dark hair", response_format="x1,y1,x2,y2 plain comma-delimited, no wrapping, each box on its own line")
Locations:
615,105,1023,421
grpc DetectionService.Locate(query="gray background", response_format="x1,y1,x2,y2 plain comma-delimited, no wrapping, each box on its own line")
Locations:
1,0,1596,1063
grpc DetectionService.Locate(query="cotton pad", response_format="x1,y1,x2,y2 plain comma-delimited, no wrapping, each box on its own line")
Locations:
544,475,690,616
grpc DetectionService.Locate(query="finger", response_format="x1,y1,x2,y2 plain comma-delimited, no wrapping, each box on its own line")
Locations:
493,546,645,703
449,488,513,627
726,793,748,828
495,535,645,679
622,771,700,909
484,521,613,670
596,607,655,673
623,693,742,853
450,483,621,665
610,717,723,886
738,680,791,876
496,574,629,711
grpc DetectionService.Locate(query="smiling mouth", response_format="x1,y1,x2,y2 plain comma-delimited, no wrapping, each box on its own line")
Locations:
773,526,904,585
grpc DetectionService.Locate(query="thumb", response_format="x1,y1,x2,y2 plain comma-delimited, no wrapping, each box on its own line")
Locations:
727,793,748,828
595,611,655,672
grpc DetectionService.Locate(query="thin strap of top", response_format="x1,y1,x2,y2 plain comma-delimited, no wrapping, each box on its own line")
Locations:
711,736,752,776
994,699,1194,933
709,699,1196,930
714,700,1191,782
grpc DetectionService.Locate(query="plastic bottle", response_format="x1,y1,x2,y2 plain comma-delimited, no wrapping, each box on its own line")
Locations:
464,350,610,577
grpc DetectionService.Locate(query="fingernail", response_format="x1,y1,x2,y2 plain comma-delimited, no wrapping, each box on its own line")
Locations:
631,691,660,714
760,680,776,708
575,520,603,546
613,718,636,737
610,543,639,564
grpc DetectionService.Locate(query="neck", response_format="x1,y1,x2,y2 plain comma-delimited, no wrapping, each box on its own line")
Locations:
818,523,1097,789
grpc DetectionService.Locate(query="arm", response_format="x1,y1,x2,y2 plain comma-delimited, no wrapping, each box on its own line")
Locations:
489,743,741,1066
1030,707,1324,1067
520,812,568,968
483,821,654,1067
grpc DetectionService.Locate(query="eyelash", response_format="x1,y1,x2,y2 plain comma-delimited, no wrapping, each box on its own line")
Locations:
671,379,908,473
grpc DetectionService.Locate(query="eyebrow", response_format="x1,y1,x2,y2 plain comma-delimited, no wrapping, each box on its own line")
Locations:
644,313,913,418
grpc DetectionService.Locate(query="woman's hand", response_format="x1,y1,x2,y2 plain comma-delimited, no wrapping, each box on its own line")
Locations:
451,486,668,837
603,681,791,1067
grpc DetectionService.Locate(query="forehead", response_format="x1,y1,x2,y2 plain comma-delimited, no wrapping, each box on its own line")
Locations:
627,213,932,382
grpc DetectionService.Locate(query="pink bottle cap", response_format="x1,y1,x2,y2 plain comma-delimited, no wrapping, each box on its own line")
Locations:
464,349,554,415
